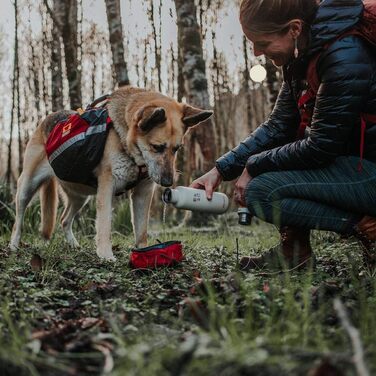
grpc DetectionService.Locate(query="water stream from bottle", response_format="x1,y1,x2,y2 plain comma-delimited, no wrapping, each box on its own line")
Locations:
162,202,167,240
163,202,167,225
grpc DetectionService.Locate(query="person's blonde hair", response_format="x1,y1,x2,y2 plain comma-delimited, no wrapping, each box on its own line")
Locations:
240,0,318,35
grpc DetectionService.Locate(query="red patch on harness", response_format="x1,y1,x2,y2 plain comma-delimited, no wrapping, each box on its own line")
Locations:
62,122,72,137
45,114,89,157
130,241,183,269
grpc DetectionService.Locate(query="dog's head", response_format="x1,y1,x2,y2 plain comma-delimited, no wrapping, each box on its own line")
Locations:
128,97,213,187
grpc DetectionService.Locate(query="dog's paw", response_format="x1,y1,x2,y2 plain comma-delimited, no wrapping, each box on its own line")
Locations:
9,243,19,251
97,251,117,262
66,238,80,248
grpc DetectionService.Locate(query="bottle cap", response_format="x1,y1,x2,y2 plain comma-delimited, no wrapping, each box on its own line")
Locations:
237,207,252,225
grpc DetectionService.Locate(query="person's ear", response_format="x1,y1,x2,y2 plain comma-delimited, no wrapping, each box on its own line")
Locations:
288,19,303,39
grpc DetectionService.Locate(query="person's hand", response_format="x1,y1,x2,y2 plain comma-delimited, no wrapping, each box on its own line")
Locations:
190,167,223,200
234,168,252,207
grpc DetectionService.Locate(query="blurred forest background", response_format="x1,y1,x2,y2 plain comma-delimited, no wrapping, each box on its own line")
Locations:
0,0,282,191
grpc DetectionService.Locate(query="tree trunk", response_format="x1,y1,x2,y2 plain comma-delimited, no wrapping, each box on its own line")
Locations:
49,0,81,110
16,0,22,177
211,30,221,155
148,0,162,91
265,59,282,109
243,35,253,132
174,0,216,179
28,0,41,119
175,0,217,226
50,2,64,111
62,0,82,109
167,42,176,98
177,42,184,103
41,2,50,115
104,0,130,87
143,39,149,88
6,0,19,184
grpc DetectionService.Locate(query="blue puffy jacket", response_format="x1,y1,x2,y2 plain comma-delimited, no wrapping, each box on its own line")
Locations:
216,0,376,180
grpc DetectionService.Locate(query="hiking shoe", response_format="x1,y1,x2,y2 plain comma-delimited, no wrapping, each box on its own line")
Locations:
353,229,376,267
240,226,315,272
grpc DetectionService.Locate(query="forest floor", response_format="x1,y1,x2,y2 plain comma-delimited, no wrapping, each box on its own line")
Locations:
0,190,375,375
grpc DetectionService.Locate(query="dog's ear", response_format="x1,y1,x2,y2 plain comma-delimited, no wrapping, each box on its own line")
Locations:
182,104,213,129
137,106,167,133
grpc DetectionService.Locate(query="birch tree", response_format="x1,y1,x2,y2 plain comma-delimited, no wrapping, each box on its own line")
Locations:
148,0,162,91
174,0,216,180
46,0,82,109
50,3,64,111
15,0,22,176
28,1,41,118
104,0,130,87
0,30,4,176
62,0,82,109
243,35,253,132
265,59,282,109
6,0,19,184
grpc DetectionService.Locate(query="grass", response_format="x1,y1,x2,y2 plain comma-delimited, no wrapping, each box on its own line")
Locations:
0,192,375,375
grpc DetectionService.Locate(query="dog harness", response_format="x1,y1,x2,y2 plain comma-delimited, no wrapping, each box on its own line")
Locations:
45,105,115,187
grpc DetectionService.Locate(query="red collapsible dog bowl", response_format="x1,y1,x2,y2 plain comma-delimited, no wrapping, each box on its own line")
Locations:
130,241,183,269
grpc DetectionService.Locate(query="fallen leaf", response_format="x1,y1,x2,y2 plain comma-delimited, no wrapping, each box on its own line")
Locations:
80,317,102,330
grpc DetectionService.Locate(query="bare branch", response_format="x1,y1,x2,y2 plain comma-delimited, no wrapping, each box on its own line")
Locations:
42,0,62,32
333,298,370,376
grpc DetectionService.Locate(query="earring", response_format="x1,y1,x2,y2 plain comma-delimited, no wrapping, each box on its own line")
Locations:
294,38,299,59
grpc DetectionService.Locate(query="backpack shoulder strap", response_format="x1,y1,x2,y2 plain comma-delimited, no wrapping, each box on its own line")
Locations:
306,53,321,95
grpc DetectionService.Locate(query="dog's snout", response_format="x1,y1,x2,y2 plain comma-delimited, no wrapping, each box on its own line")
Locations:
161,176,173,187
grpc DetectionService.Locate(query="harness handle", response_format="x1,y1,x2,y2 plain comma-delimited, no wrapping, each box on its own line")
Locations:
86,94,112,110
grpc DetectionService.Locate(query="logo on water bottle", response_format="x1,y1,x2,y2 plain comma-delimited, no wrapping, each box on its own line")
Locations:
193,192,201,202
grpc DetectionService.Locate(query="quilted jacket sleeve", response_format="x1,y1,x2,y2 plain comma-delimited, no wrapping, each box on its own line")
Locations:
246,36,374,177
215,81,300,181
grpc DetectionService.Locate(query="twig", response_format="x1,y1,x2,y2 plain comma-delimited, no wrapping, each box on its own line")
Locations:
92,343,114,374
237,256,314,276
253,258,314,276
236,237,239,266
266,345,352,363
333,298,369,376
42,0,62,32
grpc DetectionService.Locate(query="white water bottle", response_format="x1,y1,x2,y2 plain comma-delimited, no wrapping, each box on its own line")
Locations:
162,186,229,214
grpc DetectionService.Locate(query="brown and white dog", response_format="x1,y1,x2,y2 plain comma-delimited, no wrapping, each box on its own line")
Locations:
9,86,212,260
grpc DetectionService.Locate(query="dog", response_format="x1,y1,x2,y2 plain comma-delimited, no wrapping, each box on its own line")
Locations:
9,86,213,260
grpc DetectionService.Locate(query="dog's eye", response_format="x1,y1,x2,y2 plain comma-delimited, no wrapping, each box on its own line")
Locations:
151,144,166,153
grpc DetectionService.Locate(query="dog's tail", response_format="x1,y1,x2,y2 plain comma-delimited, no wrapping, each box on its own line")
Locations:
39,177,58,239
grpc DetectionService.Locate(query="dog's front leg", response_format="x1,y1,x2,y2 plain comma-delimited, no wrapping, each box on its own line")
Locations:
96,170,116,261
130,179,156,248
